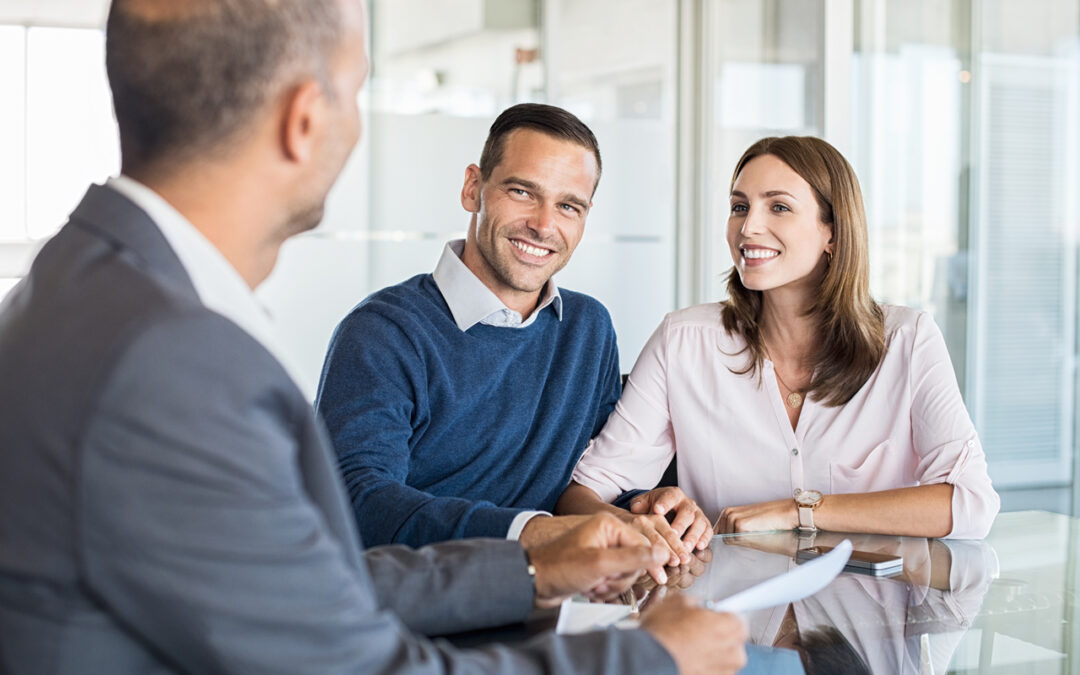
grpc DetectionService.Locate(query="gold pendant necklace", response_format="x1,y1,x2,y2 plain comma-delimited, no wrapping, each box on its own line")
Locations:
771,361,805,408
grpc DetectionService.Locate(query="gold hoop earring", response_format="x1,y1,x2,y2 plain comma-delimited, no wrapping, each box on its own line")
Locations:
826,251,833,265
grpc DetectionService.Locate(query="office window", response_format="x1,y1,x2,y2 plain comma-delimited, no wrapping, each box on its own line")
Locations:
968,0,1079,492
0,26,26,242
25,27,118,240
703,0,826,302
364,0,543,291
850,1,969,377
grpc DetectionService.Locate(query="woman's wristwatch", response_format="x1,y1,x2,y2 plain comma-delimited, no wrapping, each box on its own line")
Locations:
794,489,824,531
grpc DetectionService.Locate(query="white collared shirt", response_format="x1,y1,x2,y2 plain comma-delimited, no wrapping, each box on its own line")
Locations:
107,176,308,397
431,238,560,539
432,239,562,331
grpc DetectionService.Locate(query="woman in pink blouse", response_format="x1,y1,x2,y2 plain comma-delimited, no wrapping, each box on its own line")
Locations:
558,136,999,540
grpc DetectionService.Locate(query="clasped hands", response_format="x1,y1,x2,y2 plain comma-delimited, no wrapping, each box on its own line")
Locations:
524,486,712,585
525,512,747,675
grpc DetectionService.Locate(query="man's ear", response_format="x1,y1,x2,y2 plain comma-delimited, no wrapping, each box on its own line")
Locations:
460,164,483,213
280,80,325,163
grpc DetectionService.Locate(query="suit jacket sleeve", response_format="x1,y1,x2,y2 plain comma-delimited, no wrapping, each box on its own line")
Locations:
80,311,676,674
363,538,534,636
316,306,525,547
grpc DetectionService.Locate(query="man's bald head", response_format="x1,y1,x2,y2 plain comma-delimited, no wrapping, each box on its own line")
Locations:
106,0,343,174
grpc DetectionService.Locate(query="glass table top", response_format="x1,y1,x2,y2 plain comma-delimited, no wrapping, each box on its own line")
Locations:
663,510,1080,674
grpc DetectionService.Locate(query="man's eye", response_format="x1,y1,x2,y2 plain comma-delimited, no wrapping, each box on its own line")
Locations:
559,203,580,214
509,188,529,197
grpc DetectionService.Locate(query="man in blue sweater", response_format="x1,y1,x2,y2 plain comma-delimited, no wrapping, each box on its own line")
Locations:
316,104,708,566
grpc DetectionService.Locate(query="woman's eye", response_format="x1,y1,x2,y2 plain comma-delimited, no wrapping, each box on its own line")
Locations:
730,203,748,213
772,203,790,212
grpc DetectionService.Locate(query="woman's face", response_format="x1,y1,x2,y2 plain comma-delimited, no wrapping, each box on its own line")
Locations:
727,154,833,297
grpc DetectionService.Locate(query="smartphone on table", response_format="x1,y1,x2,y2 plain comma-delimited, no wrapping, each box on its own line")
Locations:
796,545,903,577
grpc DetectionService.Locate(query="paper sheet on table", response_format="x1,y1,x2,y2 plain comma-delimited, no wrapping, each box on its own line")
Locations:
555,599,634,634
707,538,852,613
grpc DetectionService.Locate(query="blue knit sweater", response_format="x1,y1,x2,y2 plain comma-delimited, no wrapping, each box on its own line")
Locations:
315,274,621,548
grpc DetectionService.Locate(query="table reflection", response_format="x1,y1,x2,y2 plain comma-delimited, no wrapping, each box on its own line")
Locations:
658,530,997,674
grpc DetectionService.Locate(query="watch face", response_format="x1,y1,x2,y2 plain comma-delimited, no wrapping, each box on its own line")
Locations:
795,489,823,506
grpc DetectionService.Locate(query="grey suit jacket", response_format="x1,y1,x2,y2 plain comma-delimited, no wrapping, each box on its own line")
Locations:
0,185,676,674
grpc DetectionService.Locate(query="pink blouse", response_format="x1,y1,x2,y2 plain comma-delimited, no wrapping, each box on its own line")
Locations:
572,303,1000,538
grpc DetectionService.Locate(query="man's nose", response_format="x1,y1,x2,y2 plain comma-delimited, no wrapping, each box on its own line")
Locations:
528,204,558,237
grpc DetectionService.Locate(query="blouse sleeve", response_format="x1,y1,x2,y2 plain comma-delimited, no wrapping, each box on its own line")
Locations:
571,315,678,503
908,311,1000,538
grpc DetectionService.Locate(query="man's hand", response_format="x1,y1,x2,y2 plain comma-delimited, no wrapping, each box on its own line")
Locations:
641,591,748,675
518,514,592,549
628,487,712,555
714,498,797,534
526,513,668,608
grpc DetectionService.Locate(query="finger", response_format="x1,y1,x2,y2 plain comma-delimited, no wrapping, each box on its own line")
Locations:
643,514,691,564
596,513,653,549
715,509,734,535
682,514,710,550
632,516,682,566
647,564,668,585
668,503,696,538
649,487,685,516
589,544,669,583
629,496,650,514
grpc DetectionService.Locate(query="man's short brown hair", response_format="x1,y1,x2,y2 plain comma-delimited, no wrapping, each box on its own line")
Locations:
478,103,602,189
106,0,342,171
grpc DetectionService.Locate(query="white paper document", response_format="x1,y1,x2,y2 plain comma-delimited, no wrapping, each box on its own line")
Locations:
555,599,634,635
555,539,853,634
706,538,852,613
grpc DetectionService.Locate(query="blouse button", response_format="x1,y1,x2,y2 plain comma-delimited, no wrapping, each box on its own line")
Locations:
791,448,799,456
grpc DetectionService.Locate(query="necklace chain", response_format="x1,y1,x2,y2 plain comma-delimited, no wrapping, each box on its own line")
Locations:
766,347,806,409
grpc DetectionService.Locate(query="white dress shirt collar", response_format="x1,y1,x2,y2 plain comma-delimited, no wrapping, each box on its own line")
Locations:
107,175,308,396
431,239,563,332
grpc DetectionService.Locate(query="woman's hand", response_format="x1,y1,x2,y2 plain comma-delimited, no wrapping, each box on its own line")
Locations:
629,486,713,552
714,498,798,534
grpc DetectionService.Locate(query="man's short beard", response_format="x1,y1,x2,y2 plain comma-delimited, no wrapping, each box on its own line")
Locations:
281,202,326,240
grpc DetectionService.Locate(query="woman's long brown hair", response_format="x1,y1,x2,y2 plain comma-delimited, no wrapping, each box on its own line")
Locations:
721,136,885,406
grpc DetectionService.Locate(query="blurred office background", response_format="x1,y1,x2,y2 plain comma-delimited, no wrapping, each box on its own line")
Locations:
0,0,1077,515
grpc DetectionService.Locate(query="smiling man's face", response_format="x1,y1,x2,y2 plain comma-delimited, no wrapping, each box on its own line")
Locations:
460,128,598,316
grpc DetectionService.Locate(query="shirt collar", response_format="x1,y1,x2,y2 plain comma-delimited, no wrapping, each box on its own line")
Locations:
432,239,563,332
107,175,309,396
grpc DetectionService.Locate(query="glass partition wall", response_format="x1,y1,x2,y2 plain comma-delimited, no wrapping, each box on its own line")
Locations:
0,0,1077,512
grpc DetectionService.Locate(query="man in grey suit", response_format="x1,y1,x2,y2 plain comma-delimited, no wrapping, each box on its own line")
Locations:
0,0,755,674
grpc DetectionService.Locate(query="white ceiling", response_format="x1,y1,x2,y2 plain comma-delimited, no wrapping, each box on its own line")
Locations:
0,0,110,28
